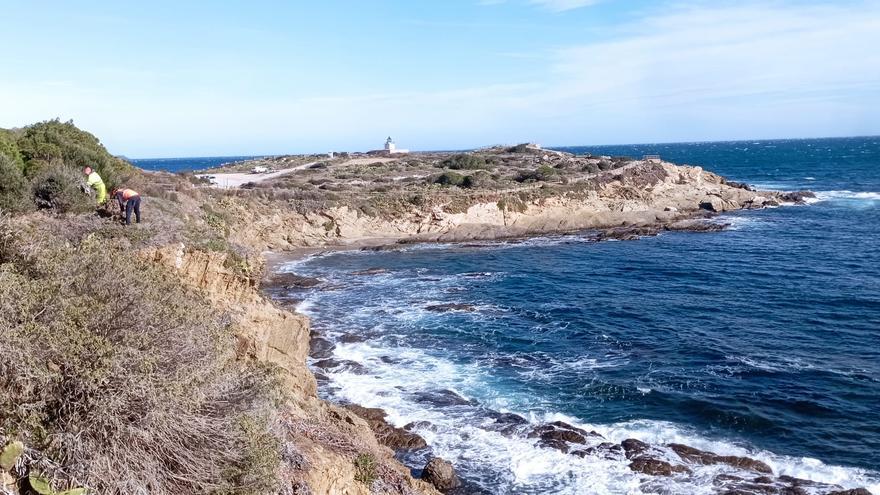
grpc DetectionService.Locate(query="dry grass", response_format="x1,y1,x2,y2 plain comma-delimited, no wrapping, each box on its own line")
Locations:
0,217,283,494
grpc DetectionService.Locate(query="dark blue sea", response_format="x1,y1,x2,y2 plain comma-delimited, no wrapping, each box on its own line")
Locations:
130,155,263,173
279,137,880,493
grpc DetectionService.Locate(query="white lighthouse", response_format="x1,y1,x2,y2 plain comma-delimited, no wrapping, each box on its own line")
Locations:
381,136,408,154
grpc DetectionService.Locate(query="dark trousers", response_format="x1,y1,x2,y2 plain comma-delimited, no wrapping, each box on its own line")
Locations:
125,196,141,225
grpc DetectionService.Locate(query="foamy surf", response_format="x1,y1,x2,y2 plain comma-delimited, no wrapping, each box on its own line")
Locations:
309,335,880,494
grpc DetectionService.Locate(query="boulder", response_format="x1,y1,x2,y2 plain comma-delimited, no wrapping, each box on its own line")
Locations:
621,438,650,459
308,336,335,359
825,490,872,495
778,190,816,203
345,405,428,451
311,358,369,375
572,442,624,459
528,422,598,447
669,443,772,474
421,458,462,491
629,457,690,476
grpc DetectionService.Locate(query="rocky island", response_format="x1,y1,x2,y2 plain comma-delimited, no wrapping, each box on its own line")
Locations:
4,121,869,495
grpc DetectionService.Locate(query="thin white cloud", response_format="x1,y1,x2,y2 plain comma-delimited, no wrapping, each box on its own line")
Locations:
529,0,602,12
479,0,603,11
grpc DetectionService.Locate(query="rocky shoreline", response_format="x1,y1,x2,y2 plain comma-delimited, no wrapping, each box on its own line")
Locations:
264,229,876,495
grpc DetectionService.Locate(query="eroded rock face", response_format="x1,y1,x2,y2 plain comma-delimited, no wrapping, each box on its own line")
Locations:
422,458,462,491
345,405,428,451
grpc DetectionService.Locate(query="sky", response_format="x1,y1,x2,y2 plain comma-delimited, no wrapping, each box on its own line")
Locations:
1,0,879,157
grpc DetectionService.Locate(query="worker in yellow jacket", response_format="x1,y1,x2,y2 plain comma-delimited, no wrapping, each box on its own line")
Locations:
82,166,107,205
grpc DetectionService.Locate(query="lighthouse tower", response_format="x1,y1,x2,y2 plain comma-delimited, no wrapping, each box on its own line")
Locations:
384,136,396,153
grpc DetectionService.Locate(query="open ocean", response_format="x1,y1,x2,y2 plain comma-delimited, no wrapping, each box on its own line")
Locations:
267,137,880,494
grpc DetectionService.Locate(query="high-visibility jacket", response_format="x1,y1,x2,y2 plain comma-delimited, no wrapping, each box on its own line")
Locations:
117,189,139,201
86,171,107,204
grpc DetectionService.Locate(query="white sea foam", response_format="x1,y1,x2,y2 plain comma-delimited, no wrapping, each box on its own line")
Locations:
815,190,880,202
312,335,880,494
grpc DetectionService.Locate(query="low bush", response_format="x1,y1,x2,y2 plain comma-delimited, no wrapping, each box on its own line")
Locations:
433,171,465,187
30,163,94,213
515,165,557,183
0,221,282,494
0,155,33,214
438,154,491,170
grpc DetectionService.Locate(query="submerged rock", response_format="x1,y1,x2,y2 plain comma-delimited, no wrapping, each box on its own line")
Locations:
422,457,461,491
425,303,477,313
311,358,369,374
351,267,388,276
270,272,323,289
308,336,335,359
338,333,368,343
413,389,474,407
345,405,428,451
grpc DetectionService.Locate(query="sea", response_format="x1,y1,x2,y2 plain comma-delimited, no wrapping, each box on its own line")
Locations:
130,155,263,173
142,137,880,493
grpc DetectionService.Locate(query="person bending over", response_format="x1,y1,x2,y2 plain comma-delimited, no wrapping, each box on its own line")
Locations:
83,166,107,205
112,188,141,225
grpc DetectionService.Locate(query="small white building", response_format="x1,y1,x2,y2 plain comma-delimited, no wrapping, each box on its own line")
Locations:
383,136,409,154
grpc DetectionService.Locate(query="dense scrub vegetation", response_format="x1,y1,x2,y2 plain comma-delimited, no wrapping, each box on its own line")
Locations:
0,119,133,214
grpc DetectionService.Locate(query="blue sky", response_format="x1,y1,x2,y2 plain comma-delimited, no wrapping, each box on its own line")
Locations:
1,0,879,157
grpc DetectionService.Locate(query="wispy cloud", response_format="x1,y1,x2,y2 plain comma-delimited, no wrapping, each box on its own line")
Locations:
529,0,602,12
480,0,603,12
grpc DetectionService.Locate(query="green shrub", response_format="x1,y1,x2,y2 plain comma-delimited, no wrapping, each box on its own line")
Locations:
16,119,132,189
515,165,557,183
0,222,281,494
353,453,376,486
461,171,492,189
0,155,33,214
506,143,530,153
0,129,24,169
439,154,490,170
433,171,465,187
30,163,93,213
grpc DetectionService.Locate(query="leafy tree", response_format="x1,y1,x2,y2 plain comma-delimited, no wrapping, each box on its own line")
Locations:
0,128,24,169
16,119,132,189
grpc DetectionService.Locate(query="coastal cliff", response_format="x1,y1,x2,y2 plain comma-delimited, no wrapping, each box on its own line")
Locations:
145,245,442,495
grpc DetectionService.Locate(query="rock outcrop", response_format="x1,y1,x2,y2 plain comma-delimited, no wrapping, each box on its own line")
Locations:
223,162,810,252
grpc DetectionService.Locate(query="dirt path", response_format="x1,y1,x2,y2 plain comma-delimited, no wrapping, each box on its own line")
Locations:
199,161,321,189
